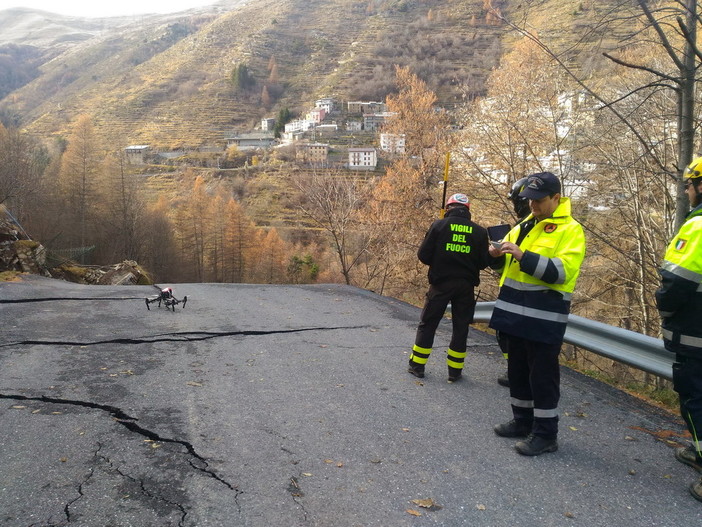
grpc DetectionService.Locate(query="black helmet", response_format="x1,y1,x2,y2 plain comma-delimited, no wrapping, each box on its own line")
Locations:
508,178,530,219
508,178,528,201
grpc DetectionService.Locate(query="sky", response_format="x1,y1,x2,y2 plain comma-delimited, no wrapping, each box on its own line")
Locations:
0,0,216,18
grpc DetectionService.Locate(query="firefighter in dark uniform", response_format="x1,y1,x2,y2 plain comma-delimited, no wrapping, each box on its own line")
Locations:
488,172,586,456
656,157,702,502
408,193,490,383
497,177,532,388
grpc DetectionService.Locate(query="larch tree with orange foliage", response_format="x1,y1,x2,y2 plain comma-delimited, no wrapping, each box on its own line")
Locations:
56,114,106,262
248,227,287,284
223,197,255,283
140,195,178,282
173,174,212,282
363,65,455,300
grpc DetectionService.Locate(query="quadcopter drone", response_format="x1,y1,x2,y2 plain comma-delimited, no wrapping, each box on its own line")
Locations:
145,287,187,311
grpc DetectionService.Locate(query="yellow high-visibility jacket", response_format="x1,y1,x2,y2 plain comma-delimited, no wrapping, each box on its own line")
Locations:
656,204,702,356
489,197,586,345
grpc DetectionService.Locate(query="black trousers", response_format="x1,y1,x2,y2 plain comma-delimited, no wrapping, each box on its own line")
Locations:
673,355,702,457
414,278,476,356
504,333,562,439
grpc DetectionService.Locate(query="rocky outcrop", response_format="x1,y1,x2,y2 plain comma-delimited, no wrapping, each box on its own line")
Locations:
0,205,151,285
51,260,151,285
0,205,52,277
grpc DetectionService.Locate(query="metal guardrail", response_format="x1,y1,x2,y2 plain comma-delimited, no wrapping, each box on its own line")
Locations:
474,302,673,380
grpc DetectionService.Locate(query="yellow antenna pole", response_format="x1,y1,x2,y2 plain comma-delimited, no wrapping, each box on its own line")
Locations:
440,152,451,218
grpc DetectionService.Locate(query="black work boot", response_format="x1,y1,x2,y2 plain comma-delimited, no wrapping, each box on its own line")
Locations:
690,477,702,502
493,419,532,438
447,366,462,383
407,360,425,378
497,371,509,387
676,445,702,472
515,434,558,456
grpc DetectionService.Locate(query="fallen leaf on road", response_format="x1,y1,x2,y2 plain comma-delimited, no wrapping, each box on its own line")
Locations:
11,405,26,409
629,426,689,448
406,509,422,517
476,504,486,511
411,498,441,510
187,381,203,387
569,426,578,431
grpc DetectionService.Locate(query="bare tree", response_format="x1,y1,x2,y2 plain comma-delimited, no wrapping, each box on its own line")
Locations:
293,169,372,286
99,151,145,263
490,0,701,228
0,124,45,221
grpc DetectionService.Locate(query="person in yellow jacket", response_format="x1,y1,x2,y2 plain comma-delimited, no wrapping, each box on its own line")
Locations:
488,172,586,456
656,157,702,502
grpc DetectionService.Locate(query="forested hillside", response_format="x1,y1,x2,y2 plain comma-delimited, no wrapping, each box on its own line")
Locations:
0,0,610,149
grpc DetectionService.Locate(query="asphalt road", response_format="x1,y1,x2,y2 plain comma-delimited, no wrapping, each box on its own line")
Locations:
1,276,701,526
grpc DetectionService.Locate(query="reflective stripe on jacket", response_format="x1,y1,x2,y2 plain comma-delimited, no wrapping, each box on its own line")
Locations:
656,204,702,356
489,197,586,345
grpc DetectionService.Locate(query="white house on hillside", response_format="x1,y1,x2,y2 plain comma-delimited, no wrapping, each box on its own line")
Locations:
380,133,406,154
125,145,150,164
315,97,337,114
364,112,395,131
285,119,315,134
348,147,377,170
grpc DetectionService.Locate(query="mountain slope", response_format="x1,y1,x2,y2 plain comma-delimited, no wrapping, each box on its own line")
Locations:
0,0,626,149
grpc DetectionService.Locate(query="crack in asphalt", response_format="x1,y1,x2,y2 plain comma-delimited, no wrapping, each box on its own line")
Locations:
262,428,309,522
1,327,365,348
62,446,98,524
287,474,309,522
0,393,239,499
95,444,189,526
0,297,145,303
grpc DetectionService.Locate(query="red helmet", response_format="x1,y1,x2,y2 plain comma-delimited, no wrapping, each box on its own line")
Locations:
446,193,470,208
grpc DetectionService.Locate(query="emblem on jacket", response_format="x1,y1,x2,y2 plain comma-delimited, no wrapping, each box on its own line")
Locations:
544,224,557,233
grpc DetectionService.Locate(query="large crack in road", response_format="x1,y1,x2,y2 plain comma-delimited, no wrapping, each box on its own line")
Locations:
1,327,366,348
0,392,241,524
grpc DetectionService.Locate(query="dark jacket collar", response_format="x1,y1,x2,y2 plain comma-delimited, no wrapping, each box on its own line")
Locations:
446,206,471,221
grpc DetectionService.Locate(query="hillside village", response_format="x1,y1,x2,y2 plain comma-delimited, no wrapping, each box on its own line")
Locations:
125,97,401,172
125,89,594,205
